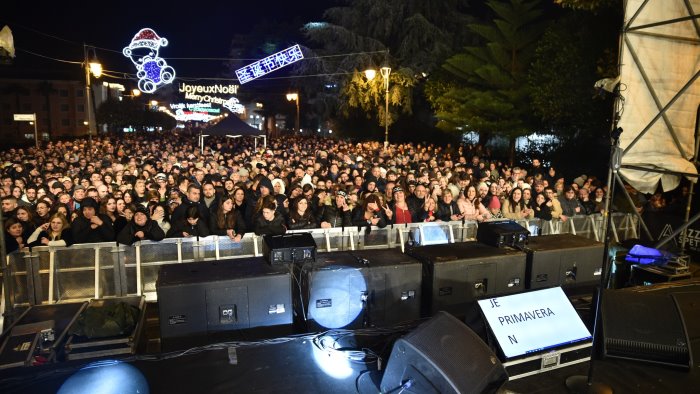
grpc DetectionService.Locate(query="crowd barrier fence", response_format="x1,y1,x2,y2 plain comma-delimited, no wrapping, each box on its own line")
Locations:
0,213,638,327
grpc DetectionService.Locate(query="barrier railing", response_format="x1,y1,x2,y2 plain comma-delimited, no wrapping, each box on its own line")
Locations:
0,213,638,320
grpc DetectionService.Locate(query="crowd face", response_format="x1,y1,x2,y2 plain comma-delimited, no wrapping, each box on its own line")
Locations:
7,222,22,237
467,186,477,201
49,217,64,233
262,207,275,221
134,212,148,226
187,187,201,202
511,189,522,203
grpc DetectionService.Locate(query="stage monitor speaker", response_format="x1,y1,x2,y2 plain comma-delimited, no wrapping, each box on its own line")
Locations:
301,249,421,331
262,232,317,265
380,311,507,394
602,289,691,369
477,220,529,248
157,257,292,341
407,241,526,317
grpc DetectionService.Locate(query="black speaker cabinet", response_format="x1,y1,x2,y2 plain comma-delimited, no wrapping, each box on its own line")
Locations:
262,232,317,265
380,311,507,394
157,257,292,340
300,249,421,331
602,289,691,369
407,241,526,317
477,220,529,248
523,234,604,291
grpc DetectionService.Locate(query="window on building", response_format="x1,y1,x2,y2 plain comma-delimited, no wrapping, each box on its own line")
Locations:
77,104,84,112
61,119,70,126
60,89,69,97
22,103,32,111
60,104,69,112
76,90,84,97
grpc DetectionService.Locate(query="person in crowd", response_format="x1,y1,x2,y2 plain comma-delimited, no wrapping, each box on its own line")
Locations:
560,186,584,221
15,205,37,241
4,217,26,253
458,185,491,222
436,188,462,222
209,195,246,242
578,188,595,215
352,193,388,228
28,213,73,247
416,197,439,223
288,197,317,230
1,196,18,220
532,192,552,221
389,186,413,224
71,197,115,244
501,187,534,220
100,195,128,236
34,200,52,225
167,205,210,238
151,202,172,235
318,190,353,228
254,199,287,236
171,184,209,225
544,187,563,220
592,187,606,213
117,205,166,245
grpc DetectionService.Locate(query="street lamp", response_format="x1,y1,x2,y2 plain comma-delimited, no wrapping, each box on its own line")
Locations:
380,66,391,150
84,45,101,155
286,93,300,133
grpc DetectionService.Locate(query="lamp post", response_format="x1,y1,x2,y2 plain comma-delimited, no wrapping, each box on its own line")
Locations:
380,66,391,150
83,45,101,156
286,93,299,133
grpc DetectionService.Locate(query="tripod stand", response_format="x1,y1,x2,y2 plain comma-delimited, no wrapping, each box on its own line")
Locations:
565,127,623,394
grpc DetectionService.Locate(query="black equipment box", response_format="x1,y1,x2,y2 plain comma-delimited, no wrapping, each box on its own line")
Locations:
300,249,422,331
0,302,86,369
157,257,292,341
263,232,317,265
407,241,526,317
630,264,692,286
477,220,530,248
522,234,604,292
64,296,146,360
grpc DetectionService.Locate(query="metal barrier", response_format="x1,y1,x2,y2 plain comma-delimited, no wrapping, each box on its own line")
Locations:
0,213,638,315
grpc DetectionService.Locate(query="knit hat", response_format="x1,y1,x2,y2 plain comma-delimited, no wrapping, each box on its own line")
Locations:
258,177,274,192
134,204,150,216
80,197,98,210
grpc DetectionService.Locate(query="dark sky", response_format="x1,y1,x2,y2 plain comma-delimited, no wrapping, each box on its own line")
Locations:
2,0,337,81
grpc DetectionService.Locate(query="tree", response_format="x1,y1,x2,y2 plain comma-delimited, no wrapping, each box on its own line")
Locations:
302,0,474,139
427,0,546,163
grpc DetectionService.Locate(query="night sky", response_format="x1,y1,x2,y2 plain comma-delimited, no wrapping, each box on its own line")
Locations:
2,0,338,80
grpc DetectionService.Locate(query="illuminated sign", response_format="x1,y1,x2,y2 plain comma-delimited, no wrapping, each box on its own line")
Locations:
235,44,304,84
222,97,245,114
170,103,221,114
178,83,239,95
123,28,176,93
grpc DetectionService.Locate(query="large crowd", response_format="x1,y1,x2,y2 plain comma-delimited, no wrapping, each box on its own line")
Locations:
0,131,689,253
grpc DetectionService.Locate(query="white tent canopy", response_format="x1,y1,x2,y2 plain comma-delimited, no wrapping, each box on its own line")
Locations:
618,0,700,193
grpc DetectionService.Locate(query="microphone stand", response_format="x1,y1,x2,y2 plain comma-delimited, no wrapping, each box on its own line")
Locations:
565,127,623,394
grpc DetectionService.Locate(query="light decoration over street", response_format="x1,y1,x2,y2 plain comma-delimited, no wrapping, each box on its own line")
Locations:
235,44,304,84
222,97,245,114
123,28,176,93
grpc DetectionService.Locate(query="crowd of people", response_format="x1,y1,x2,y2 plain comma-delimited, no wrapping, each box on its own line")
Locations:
0,131,688,253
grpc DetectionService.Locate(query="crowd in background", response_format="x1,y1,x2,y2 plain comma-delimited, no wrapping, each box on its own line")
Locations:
0,132,691,253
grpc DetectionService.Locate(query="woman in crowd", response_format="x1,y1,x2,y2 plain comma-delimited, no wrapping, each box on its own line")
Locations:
458,185,491,222
150,202,172,236
389,186,413,224
209,195,246,242
35,200,52,225
167,205,210,238
100,195,128,236
532,192,552,221
352,193,387,228
4,217,26,253
416,197,439,223
15,206,37,240
28,213,73,247
288,197,317,230
560,186,584,221
501,187,533,220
